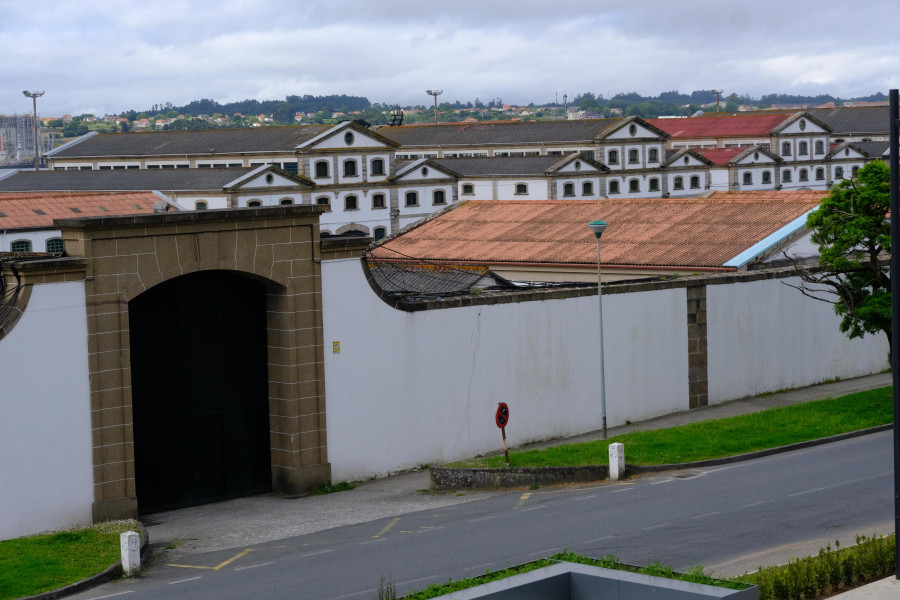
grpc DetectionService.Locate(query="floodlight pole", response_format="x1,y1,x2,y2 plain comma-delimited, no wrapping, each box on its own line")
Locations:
588,220,609,440
22,90,44,169
426,89,443,124
889,88,899,580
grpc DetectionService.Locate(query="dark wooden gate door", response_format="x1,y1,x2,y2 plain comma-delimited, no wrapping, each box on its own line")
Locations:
129,270,271,514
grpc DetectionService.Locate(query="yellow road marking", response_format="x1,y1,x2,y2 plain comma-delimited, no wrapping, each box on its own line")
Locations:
169,548,254,570
372,517,400,538
513,492,531,510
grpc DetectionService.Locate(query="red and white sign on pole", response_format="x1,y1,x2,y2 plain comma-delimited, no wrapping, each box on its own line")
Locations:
495,403,510,465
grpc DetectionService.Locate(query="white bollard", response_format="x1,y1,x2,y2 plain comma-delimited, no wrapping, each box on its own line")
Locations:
120,531,141,576
608,443,625,481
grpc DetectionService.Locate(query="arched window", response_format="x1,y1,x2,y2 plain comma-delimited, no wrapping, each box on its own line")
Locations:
343,160,358,177
374,227,387,241
515,183,528,195
46,238,64,253
628,179,639,193
582,181,593,196
690,175,700,189
628,149,639,164
371,158,385,176
248,200,262,207
835,166,844,179
648,148,659,163
648,178,659,192
781,142,791,156
405,191,418,206
372,193,386,209
433,190,446,204
10,240,31,252
608,180,620,194
563,182,575,197
799,168,808,182
815,168,825,181
814,140,824,155
783,170,792,182
762,171,772,184
195,200,208,210
798,141,808,156
316,196,330,205
314,161,329,178
743,172,752,185
279,198,294,205
852,165,859,177
344,195,358,210
673,176,684,190
607,150,619,165
462,184,474,195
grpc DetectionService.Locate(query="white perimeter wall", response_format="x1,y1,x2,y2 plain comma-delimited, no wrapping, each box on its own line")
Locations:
322,258,688,482
707,277,888,401
0,281,93,539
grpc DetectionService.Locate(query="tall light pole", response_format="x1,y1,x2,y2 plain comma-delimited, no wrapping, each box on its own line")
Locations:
588,219,609,439
22,90,44,169
426,89,443,125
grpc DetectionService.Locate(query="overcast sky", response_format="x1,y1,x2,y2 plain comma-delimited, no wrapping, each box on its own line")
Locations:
4,0,900,117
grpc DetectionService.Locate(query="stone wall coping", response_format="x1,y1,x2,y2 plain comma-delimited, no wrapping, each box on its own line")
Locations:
53,204,326,230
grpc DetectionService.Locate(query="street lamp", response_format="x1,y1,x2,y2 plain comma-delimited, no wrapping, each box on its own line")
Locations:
588,219,609,440
22,90,44,169
426,89,443,125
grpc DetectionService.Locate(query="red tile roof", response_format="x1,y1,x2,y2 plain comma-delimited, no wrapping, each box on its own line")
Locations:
372,192,824,270
0,191,163,230
694,147,746,165
647,115,790,138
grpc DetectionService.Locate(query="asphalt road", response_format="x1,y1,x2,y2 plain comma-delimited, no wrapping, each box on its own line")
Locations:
70,431,894,600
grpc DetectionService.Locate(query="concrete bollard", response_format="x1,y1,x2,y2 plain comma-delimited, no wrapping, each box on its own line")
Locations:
608,443,625,481
120,531,141,576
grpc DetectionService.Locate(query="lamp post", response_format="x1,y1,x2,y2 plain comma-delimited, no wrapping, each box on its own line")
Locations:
588,219,609,440
22,90,44,169
426,89,443,125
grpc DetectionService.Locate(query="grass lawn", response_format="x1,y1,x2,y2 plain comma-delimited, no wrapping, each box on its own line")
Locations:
452,387,893,469
0,520,140,600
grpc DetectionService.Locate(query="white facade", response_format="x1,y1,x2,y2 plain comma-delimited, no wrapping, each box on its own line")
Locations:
0,229,63,252
0,281,93,539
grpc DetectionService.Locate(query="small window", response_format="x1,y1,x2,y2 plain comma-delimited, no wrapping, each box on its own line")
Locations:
762,171,772,184
315,161,329,178
515,183,528,195
799,168,808,182
628,179,639,193
371,158,385,176
405,191,418,206
673,176,684,190
690,175,700,189
608,180,620,194
462,184,474,195
345,195,358,210
798,141,808,156
563,183,575,197
582,181,593,196
781,142,791,156
743,172,752,185
799,119,806,131
11,240,32,252
783,170,792,182
835,166,844,179
815,168,825,181
814,140,824,155
195,201,208,210
629,123,637,136
374,227,387,241
648,178,659,192
433,190,446,205
607,150,618,165
46,238,64,253
248,200,262,207
372,193,386,209
852,165,859,177
280,198,294,205
343,160,358,177
265,173,274,184
344,131,354,145
648,148,659,163
628,149,639,164
421,167,429,177
316,196,330,205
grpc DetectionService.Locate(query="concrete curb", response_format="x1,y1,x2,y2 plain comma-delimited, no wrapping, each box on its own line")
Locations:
430,424,893,490
19,524,151,600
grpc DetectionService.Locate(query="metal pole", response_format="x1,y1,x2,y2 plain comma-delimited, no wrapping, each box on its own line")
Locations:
31,95,39,169
888,88,899,580
597,236,608,440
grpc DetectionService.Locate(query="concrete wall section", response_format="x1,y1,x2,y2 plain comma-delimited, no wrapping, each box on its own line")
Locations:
322,258,688,482
706,276,889,402
0,281,93,539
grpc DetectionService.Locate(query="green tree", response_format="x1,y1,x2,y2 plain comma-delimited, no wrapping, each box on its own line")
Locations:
791,161,892,355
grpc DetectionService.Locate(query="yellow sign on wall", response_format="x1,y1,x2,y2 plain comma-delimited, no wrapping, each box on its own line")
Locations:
332,341,341,354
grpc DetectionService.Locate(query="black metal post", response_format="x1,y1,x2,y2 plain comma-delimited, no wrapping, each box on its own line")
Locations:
889,88,899,580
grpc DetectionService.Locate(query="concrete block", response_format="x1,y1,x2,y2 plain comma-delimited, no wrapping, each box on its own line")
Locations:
120,530,140,576
609,443,625,481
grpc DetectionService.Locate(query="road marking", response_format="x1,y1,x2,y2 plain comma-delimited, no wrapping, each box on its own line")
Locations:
650,479,676,485
519,504,547,512
359,538,386,545
788,471,891,497
585,535,615,543
398,574,441,586
168,576,203,584
168,548,254,570
301,549,334,557
90,592,134,599
741,501,765,508
513,493,531,509
528,547,560,557
572,494,597,501
612,487,635,493
642,522,671,531
373,517,400,538
415,526,443,533
325,588,377,600
692,511,720,520
234,562,274,571
462,562,494,573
